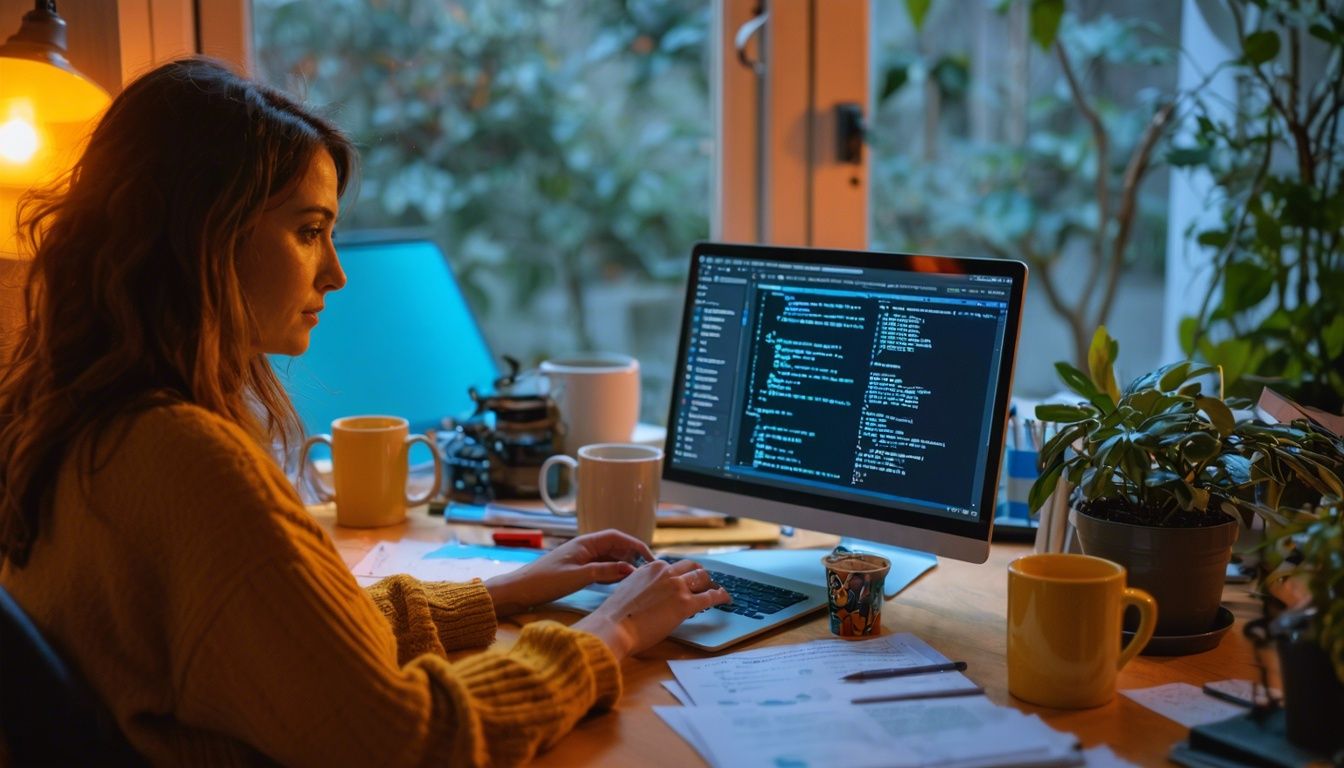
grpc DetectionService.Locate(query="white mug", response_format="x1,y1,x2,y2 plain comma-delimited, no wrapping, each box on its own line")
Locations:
538,443,662,543
540,353,640,455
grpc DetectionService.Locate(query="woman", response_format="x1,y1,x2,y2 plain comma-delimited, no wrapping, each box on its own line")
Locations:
0,58,729,765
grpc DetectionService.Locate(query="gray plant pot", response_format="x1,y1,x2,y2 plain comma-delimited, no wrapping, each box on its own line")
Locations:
1073,509,1239,638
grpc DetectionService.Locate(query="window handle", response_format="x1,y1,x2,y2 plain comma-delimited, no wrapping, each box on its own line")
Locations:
734,10,769,76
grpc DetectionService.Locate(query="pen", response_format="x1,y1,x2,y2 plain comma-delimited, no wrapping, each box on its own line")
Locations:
841,660,968,682
850,686,985,705
1201,682,1264,708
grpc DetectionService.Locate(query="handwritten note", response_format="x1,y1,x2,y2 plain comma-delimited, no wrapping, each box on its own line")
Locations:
1121,683,1245,728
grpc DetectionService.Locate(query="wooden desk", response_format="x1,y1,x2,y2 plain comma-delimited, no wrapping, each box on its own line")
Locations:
318,506,1266,766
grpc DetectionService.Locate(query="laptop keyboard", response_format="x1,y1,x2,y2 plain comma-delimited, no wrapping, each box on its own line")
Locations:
659,556,809,620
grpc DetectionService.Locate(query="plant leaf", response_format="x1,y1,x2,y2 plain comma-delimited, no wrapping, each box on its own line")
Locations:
1087,326,1121,402
1036,403,1094,424
1028,460,1065,516
905,0,932,31
1196,396,1235,437
1243,30,1281,65
1181,432,1221,462
1029,0,1065,51
1055,361,1100,400
1158,361,1192,392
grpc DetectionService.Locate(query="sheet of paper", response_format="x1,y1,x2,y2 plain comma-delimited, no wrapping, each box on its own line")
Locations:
668,633,979,707
658,698,1080,768
1082,745,1137,767
1121,683,1245,728
661,680,694,706
350,540,533,587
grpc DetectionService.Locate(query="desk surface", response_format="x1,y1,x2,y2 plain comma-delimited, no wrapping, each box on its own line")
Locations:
317,506,1268,767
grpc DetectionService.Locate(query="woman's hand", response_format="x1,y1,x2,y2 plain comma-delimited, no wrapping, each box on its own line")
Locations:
483,529,654,617
572,557,732,660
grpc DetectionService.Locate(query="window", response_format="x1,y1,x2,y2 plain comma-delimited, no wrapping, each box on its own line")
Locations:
868,0,1181,393
252,1,713,421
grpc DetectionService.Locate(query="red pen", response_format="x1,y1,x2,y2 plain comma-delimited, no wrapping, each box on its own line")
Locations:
492,529,545,548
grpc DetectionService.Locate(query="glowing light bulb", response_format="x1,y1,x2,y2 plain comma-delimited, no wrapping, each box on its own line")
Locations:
0,116,39,164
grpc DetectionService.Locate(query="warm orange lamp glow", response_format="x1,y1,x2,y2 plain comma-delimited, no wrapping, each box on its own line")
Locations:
0,1,109,188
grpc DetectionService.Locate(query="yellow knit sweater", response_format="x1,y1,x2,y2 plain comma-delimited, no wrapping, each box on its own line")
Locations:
0,403,621,766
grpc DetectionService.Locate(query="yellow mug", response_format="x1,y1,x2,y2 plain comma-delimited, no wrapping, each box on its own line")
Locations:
1007,553,1157,709
299,416,442,528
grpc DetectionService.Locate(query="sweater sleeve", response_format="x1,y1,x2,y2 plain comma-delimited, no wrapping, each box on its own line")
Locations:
176,557,621,768
135,405,622,767
364,575,498,660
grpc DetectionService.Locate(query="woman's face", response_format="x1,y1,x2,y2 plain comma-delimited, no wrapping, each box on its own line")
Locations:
238,149,346,356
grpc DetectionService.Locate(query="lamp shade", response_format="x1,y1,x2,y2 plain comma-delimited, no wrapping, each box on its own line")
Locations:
0,1,110,187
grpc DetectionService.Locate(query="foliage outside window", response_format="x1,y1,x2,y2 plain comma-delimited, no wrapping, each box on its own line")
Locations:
253,0,711,420
1174,1,1344,413
870,0,1178,372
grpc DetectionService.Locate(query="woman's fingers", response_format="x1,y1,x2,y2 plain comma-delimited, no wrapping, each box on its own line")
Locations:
584,529,655,564
693,586,733,611
664,557,704,577
587,560,635,583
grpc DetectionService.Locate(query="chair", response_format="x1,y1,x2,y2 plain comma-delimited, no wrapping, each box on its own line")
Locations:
0,585,142,765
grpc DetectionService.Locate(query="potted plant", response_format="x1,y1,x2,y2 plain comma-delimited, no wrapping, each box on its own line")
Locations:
1260,495,1344,755
1029,327,1343,642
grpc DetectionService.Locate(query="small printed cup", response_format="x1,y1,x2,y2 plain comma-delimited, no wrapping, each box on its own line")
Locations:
822,547,891,638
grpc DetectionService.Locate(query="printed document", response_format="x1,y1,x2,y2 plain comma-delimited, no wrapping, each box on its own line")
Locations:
668,632,979,706
655,696,1081,768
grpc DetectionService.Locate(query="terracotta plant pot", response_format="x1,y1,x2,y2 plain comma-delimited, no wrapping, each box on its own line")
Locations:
1073,509,1238,638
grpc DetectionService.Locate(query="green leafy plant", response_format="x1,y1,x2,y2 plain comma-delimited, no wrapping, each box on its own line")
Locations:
1029,327,1344,527
1263,496,1344,683
1174,1,1344,413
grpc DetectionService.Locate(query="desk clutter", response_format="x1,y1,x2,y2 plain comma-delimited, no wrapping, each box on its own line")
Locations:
441,501,782,547
654,633,1134,768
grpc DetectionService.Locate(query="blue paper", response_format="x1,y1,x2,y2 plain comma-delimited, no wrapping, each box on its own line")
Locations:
425,542,542,563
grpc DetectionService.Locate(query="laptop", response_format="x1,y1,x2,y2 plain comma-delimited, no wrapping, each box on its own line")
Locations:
554,555,828,652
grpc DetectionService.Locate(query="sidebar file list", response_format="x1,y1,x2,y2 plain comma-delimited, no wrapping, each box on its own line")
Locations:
674,264,748,469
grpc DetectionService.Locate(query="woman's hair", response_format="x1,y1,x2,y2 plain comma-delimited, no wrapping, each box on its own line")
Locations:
0,57,356,566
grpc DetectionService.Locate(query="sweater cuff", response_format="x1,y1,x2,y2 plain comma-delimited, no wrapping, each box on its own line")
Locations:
424,579,497,650
566,627,622,711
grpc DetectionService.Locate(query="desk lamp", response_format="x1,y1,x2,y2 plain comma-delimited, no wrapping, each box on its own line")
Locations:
0,0,109,252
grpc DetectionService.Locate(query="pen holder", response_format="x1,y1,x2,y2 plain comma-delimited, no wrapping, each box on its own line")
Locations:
997,448,1039,523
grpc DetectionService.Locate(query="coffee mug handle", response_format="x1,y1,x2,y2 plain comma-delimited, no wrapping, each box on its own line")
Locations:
298,434,336,503
1116,587,1158,670
403,434,444,507
538,455,578,516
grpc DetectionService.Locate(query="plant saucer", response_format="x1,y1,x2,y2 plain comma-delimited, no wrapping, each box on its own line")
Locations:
1123,606,1235,656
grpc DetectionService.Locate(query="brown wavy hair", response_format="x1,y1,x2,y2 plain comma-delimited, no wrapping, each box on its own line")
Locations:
0,58,356,566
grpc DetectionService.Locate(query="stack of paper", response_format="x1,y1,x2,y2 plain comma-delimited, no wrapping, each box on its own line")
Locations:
349,540,536,586
656,633,1106,768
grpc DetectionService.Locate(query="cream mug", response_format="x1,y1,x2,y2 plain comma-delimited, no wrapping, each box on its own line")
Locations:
1007,553,1157,709
299,415,443,528
540,354,640,455
538,443,662,543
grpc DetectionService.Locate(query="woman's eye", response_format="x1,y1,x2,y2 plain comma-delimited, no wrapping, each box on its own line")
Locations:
300,227,324,243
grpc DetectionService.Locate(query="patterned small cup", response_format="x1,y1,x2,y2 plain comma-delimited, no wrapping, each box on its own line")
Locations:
822,547,891,638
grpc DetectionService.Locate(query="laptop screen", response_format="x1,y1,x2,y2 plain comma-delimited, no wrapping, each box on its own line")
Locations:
275,239,497,435
664,243,1025,544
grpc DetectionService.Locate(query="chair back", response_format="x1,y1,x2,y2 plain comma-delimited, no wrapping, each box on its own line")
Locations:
0,585,142,765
